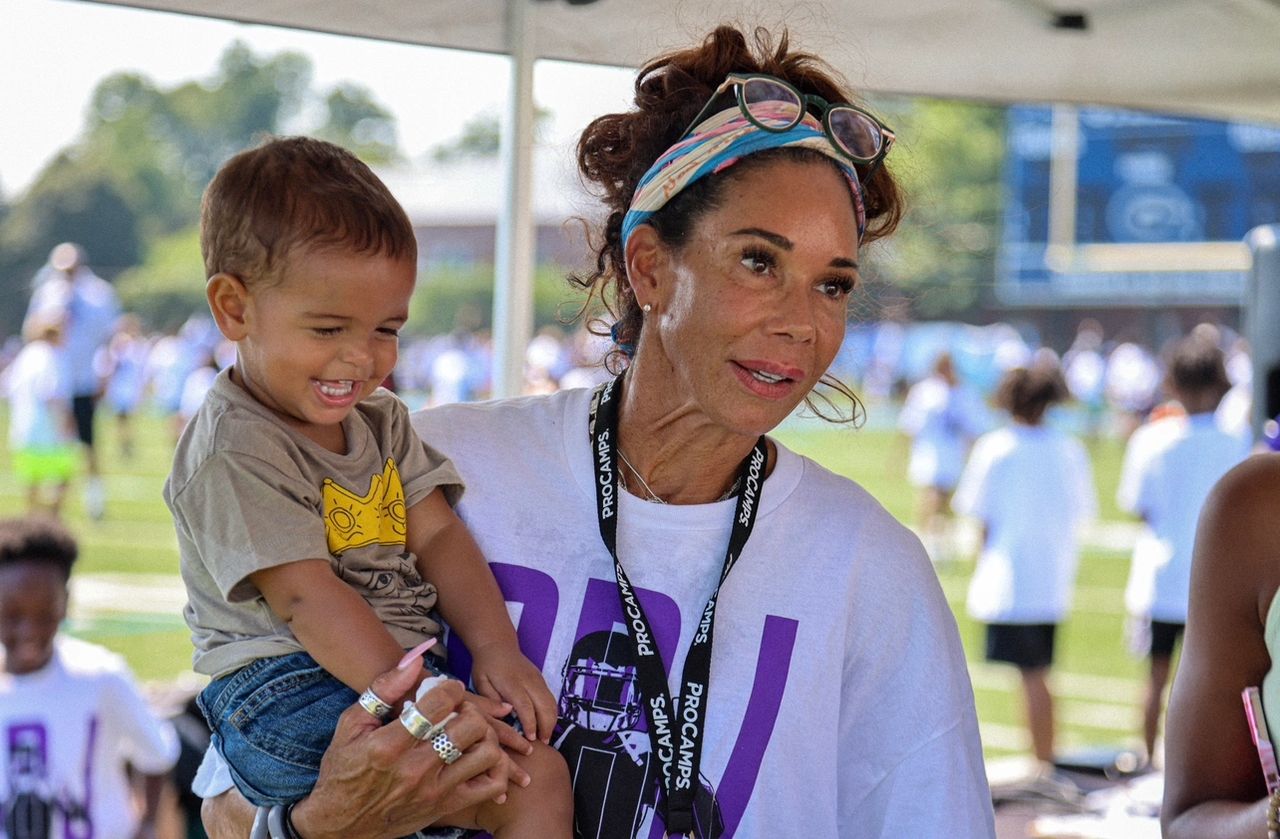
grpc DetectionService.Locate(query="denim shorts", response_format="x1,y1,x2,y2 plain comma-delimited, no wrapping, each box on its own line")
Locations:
198,652,473,838
198,651,357,806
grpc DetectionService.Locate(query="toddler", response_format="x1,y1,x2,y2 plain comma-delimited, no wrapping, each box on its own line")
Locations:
165,136,570,836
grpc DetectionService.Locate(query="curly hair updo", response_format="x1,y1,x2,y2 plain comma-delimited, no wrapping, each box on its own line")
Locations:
570,25,904,422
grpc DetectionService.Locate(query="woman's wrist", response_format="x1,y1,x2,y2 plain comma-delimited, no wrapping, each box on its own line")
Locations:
282,799,334,839
251,804,308,839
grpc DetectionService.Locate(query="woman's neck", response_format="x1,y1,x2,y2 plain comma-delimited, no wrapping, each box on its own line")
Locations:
614,359,764,505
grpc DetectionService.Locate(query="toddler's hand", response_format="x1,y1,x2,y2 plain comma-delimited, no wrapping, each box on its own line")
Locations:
469,641,558,743
413,671,535,787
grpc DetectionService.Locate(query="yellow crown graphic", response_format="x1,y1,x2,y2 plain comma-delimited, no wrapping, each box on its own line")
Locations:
322,458,408,556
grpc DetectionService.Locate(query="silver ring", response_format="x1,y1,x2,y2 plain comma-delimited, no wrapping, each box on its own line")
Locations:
399,703,438,740
358,688,394,720
432,729,463,764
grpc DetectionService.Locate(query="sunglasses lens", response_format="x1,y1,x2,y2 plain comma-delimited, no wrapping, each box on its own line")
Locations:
740,77,803,129
828,107,884,161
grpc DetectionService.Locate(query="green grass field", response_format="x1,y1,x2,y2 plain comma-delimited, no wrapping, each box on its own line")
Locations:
0,401,1148,761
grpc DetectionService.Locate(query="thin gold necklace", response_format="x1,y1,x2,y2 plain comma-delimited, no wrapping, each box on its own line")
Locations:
617,449,667,504
617,449,744,504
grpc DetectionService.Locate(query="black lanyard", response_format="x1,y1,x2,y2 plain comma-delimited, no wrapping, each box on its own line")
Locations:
588,374,767,837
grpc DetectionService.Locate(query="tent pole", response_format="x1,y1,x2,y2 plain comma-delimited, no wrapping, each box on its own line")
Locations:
492,0,537,399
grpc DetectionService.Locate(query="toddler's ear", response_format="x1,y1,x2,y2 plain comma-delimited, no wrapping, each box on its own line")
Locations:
207,273,250,340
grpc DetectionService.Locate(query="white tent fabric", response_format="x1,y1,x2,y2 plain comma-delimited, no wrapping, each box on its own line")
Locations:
81,0,1280,125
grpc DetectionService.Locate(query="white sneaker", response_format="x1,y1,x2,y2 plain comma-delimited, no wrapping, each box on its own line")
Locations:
85,478,106,521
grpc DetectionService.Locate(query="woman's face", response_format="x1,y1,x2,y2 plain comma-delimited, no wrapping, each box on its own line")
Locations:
645,157,860,437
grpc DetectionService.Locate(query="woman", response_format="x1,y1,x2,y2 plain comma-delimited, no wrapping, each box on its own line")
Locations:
204,25,993,837
1162,453,1280,839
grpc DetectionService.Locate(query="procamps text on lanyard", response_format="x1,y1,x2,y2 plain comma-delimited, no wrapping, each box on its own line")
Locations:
588,374,768,837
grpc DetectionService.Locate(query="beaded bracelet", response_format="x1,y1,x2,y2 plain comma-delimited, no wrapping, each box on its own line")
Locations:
1267,788,1280,839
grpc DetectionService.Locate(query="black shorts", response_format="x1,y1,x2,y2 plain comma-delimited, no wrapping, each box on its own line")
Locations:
986,622,1057,670
1149,620,1185,659
71,394,97,447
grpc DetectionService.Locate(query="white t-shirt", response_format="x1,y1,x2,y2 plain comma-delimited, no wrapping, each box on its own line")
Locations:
3,339,72,450
898,376,988,491
195,388,994,837
1063,348,1105,405
0,636,179,838
1124,413,1251,622
953,424,1096,623
1116,414,1187,616
417,388,993,838
1104,343,1160,414
24,268,121,397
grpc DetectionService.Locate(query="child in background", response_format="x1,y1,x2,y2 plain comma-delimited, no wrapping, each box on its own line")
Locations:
0,516,179,837
3,315,78,518
953,359,1096,764
100,313,151,461
1118,333,1251,764
899,352,988,563
1161,455,1280,837
166,136,570,834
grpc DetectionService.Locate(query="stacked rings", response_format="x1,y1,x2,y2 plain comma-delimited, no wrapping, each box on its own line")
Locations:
399,703,441,740
358,688,394,720
432,730,463,764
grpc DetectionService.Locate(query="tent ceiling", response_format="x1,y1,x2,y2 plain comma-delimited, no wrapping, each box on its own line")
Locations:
81,0,1280,125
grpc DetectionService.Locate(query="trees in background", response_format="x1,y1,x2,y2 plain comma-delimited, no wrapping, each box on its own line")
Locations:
314,83,402,165
0,53,1008,338
0,42,399,334
861,98,1006,321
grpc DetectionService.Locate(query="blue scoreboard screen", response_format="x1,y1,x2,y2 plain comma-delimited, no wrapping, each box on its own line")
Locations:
997,105,1280,306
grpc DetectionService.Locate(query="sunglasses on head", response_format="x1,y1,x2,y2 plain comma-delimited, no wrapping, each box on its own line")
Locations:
679,72,896,176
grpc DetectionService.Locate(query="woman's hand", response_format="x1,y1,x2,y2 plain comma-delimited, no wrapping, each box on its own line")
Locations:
469,640,560,743
203,655,509,839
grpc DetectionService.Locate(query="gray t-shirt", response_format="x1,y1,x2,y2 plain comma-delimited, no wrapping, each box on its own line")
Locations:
165,369,462,678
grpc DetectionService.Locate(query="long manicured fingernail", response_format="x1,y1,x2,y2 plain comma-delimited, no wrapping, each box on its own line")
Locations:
397,638,437,670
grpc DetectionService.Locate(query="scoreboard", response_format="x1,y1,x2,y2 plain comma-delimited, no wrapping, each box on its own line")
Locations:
997,105,1280,306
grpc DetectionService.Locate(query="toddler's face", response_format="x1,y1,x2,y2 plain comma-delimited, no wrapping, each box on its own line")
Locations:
0,562,67,675
231,247,416,450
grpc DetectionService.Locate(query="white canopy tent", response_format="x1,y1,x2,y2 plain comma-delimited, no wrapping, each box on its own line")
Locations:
80,0,1280,395
77,0,1280,123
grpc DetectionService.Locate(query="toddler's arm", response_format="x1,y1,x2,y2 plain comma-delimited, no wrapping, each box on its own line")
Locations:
250,559,407,692
408,491,557,741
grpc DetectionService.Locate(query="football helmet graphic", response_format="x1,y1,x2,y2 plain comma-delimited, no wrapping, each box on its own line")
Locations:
558,630,642,732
